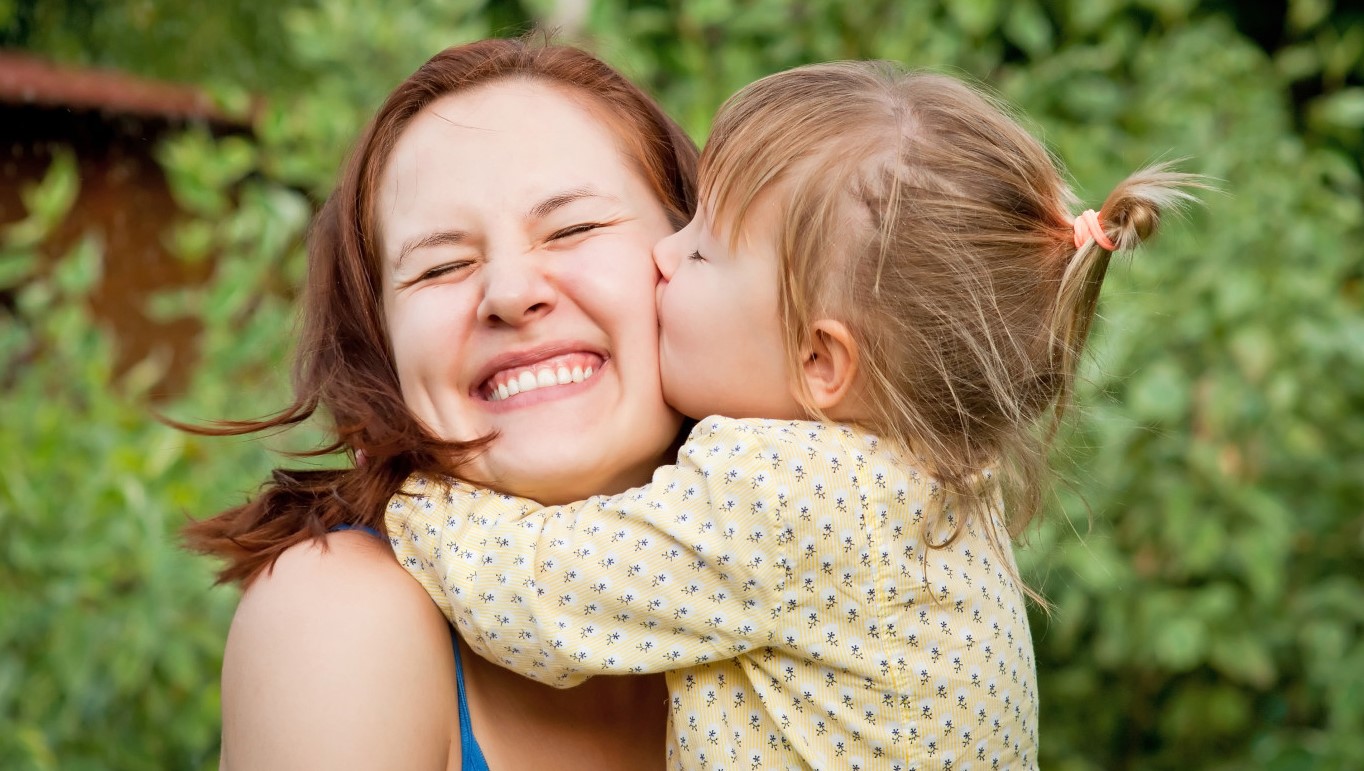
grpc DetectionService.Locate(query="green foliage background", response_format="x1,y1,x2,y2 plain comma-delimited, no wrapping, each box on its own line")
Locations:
2,0,1361,768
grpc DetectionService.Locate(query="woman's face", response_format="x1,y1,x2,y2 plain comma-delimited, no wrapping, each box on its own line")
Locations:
378,79,683,503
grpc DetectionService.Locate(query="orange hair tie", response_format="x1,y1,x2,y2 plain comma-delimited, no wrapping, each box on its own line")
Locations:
1072,209,1116,251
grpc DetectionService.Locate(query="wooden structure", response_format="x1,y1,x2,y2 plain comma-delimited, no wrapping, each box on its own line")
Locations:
0,51,248,395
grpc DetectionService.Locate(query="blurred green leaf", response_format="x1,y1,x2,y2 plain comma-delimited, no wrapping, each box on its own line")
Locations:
1,149,79,250
1210,634,1277,687
1004,0,1054,58
1287,0,1332,34
949,0,1002,37
1127,361,1189,422
50,236,103,297
0,250,38,289
1310,88,1364,130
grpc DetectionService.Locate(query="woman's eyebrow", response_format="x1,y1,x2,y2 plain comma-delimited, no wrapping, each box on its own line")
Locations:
528,186,615,220
395,187,613,269
396,229,468,270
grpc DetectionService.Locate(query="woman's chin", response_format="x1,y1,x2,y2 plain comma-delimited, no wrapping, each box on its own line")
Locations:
472,417,679,502
474,468,605,505
474,444,650,503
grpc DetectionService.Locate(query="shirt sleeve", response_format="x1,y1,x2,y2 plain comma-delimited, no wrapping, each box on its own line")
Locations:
385,417,832,687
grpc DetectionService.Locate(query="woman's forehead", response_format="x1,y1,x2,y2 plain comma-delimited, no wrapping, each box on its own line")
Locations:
372,80,657,264
381,84,637,204
410,80,628,158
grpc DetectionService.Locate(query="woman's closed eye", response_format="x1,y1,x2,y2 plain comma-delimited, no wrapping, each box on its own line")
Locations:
426,260,474,278
407,260,475,286
549,222,608,242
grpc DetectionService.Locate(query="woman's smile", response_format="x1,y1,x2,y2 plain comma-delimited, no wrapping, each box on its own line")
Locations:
477,348,607,407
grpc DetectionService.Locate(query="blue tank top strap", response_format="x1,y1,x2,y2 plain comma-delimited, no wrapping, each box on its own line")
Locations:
329,523,383,539
450,632,492,771
328,523,491,770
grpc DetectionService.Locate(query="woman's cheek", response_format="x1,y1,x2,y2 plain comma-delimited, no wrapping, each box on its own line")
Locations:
389,289,471,387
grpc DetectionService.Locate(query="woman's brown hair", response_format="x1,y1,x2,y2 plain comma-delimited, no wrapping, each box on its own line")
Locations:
700,63,1200,600
182,37,699,585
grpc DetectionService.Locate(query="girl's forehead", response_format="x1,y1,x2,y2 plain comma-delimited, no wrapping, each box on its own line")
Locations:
697,188,786,256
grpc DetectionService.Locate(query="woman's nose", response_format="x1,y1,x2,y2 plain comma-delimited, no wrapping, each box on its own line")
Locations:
477,256,556,326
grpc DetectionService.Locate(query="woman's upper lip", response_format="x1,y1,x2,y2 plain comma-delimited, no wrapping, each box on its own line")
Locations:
472,341,607,390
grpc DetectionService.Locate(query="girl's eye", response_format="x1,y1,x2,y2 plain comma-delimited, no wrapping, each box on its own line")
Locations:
551,222,604,241
687,250,706,262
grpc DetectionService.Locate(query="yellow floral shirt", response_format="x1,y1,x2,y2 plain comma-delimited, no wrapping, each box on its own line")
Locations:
387,417,1038,770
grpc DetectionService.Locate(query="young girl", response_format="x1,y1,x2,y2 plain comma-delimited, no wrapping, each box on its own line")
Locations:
387,62,1196,770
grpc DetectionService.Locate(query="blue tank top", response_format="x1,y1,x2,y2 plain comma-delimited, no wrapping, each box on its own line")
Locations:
331,524,492,771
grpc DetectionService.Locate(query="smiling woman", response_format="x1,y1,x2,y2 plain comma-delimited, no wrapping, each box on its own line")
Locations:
180,37,698,770
379,80,681,504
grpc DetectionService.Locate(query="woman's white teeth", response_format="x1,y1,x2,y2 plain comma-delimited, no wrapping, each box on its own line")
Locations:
487,359,600,402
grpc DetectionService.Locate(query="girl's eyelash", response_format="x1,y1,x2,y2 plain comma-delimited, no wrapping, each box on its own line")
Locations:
688,250,705,261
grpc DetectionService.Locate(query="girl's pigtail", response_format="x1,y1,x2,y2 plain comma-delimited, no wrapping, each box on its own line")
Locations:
1049,163,1205,422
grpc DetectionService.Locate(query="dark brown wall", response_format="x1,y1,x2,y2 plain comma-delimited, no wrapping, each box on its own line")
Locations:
2,103,212,397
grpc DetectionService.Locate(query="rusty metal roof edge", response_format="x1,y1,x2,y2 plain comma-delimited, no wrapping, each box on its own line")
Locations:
0,49,250,126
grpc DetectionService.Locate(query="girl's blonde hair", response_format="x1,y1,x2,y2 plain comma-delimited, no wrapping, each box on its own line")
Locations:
702,62,1198,595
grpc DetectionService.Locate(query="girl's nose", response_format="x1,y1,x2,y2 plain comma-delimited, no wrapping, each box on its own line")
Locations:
652,221,694,282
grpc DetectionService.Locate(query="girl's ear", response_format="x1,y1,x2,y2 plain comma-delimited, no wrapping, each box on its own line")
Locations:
797,319,860,413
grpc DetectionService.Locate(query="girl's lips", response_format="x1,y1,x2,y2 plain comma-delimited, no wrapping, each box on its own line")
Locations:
480,351,605,402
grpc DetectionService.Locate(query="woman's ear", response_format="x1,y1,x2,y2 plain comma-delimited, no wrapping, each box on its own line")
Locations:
796,319,860,413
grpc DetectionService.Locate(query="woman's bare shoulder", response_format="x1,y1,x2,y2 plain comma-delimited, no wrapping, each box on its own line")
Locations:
220,531,458,770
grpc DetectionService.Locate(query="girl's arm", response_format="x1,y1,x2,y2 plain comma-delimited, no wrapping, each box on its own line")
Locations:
220,530,459,770
387,417,856,686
